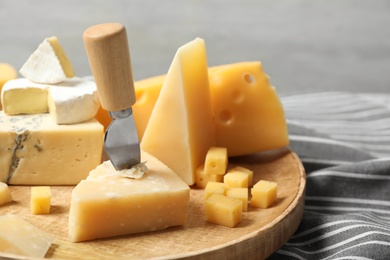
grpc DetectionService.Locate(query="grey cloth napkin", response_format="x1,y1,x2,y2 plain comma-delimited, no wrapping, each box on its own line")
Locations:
270,92,390,260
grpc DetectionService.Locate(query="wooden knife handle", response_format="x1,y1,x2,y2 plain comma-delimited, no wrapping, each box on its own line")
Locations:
83,23,136,111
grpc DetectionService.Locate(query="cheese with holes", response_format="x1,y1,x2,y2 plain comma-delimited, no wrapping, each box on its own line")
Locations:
0,63,17,109
204,147,228,176
209,62,288,156
19,36,75,84
0,111,103,185
69,151,190,242
195,164,223,189
0,215,53,257
141,38,216,185
0,182,12,205
1,78,99,124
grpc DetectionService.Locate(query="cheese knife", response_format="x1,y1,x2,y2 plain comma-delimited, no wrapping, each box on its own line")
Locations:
83,23,140,170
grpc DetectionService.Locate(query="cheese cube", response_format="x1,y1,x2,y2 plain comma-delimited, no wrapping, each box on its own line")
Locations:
0,214,53,257
69,151,190,242
226,188,248,212
204,181,226,199
195,164,223,189
0,182,12,205
205,194,242,228
223,171,249,188
251,180,278,209
228,166,253,187
19,36,75,84
0,111,103,185
141,38,216,185
204,147,228,176
31,186,51,214
0,63,17,109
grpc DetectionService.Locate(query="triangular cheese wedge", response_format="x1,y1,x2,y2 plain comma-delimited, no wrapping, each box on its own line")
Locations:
19,37,75,84
141,38,216,185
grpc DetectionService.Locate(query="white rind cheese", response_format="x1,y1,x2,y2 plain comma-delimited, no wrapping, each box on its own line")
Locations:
69,151,190,242
48,77,100,124
0,111,103,185
1,77,100,124
19,37,75,84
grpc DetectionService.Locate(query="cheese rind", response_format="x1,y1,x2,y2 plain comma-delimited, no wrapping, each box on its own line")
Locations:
19,36,75,84
0,182,12,205
47,77,100,124
141,38,216,185
0,214,53,257
1,78,49,115
69,151,190,242
0,111,103,185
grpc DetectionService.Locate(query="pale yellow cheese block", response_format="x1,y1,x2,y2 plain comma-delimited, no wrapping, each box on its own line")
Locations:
0,214,53,258
0,111,103,185
30,186,51,214
69,151,190,242
141,38,216,185
0,63,17,109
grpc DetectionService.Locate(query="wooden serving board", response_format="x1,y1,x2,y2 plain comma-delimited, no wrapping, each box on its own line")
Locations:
0,147,305,260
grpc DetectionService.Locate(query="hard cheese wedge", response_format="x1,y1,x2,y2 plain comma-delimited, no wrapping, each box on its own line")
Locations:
141,38,216,185
0,111,103,185
118,62,288,156
19,36,75,84
69,151,190,242
1,77,99,124
0,63,17,109
0,214,53,258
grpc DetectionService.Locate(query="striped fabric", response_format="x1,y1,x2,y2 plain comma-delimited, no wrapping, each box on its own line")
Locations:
269,92,390,260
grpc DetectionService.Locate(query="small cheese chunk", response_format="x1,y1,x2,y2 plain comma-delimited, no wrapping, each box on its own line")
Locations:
223,171,249,188
1,78,49,115
226,188,248,212
0,111,103,185
195,164,223,189
204,147,228,176
0,215,53,258
205,194,242,228
251,180,278,209
1,77,99,124
69,151,190,242
47,77,100,124
204,181,226,199
0,63,17,109
31,186,51,214
0,182,12,205
228,166,254,187
141,38,216,185
19,36,75,84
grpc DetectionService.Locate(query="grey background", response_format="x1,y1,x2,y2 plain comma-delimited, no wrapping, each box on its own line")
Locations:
1,0,389,95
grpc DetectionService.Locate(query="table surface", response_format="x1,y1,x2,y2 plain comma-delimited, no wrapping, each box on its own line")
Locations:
1,0,389,95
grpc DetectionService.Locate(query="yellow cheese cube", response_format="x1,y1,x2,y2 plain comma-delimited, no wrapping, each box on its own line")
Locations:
31,186,51,214
141,38,216,185
205,194,242,228
195,164,223,189
204,181,226,199
204,147,228,176
228,166,253,187
226,188,248,212
0,182,12,205
251,180,278,209
223,171,249,188
0,63,17,109
0,215,53,257
69,151,190,242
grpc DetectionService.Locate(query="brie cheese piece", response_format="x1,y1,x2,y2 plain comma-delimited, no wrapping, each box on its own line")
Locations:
19,36,75,84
